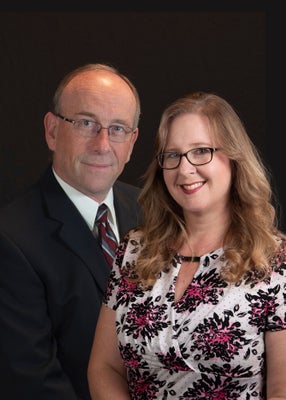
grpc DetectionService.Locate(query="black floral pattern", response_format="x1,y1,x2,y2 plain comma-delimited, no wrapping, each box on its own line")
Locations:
104,231,286,399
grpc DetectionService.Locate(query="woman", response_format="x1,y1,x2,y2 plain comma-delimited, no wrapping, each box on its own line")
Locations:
88,92,286,399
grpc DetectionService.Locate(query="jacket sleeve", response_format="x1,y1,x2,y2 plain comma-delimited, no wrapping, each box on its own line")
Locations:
0,231,79,400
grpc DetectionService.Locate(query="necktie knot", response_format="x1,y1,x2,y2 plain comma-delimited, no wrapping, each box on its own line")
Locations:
95,204,108,226
94,204,118,267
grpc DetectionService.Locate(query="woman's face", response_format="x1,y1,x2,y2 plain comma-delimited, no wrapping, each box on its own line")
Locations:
162,113,232,220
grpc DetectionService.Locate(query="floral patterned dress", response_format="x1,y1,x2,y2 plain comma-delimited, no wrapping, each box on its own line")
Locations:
104,230,286,400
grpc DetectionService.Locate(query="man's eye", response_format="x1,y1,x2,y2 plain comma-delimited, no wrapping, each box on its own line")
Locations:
111,125,125,133
81,120,94,127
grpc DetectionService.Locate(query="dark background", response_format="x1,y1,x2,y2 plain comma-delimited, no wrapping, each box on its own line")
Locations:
0,1,284,230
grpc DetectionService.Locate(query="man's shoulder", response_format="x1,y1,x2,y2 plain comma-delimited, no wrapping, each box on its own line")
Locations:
0,166,59,227
0,184,39,214
114,180,141,197
0,166,53,214
0,183,42,231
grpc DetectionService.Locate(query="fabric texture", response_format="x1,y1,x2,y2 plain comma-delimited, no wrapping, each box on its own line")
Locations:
94,203,118,266
104,229,286,400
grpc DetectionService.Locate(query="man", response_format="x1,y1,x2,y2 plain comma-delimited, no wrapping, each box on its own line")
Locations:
0,63,142,399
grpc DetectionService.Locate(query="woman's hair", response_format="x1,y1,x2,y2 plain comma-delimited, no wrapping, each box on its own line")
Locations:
52,63,141,129
134,91,281,287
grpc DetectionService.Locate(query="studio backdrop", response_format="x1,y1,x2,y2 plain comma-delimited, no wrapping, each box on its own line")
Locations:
0,4,284,229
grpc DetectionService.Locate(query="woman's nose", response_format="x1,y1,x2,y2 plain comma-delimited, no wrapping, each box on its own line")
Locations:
178,154,197,173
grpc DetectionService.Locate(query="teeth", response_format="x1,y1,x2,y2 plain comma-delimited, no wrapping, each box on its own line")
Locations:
182,182,203,190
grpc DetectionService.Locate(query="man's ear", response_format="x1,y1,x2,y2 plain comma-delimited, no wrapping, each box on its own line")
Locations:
44,112,58,151
126,127,139,163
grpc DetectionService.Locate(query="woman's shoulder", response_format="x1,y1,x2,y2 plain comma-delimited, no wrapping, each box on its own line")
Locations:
123,227,143,242
272,233,286,265
118,228,143,257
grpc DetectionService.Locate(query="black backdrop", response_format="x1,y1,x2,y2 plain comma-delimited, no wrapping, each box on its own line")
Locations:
0,1,284,230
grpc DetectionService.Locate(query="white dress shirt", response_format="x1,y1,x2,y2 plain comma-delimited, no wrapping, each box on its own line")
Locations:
52,169,119,242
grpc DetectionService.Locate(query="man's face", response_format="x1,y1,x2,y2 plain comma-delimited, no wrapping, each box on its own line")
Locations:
44,70,138,203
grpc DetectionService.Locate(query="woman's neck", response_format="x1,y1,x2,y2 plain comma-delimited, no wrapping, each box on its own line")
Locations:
181,210,229,256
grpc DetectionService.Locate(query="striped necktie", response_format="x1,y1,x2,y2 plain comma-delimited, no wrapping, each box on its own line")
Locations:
94,204,118,267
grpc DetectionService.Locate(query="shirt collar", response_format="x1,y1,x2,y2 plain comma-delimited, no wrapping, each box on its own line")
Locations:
52,169,118,240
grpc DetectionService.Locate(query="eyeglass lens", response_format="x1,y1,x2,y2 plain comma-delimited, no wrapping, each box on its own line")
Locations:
159,148,214,169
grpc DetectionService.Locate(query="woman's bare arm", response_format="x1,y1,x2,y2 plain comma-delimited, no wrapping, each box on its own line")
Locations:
87,304,131,400
266,329,286,400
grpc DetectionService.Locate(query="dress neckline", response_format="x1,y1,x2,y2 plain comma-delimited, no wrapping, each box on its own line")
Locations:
177,255,200,263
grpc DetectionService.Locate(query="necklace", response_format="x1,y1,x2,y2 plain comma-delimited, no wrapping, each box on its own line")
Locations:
178,255,200,263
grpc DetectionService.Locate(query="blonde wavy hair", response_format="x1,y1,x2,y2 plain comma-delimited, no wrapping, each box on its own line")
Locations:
133,91,282,287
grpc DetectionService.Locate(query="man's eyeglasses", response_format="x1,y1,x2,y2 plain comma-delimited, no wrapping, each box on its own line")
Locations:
157,147,219,170
55,114,135,143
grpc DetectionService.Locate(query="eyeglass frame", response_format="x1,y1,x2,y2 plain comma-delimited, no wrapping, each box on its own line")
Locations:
55,113,136,143
157,147,219,170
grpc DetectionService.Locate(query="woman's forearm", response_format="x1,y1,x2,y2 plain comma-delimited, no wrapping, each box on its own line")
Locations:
88,366,131,400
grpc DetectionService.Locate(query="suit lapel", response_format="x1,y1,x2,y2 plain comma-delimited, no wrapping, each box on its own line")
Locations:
113,181,141,239
39,167,110,293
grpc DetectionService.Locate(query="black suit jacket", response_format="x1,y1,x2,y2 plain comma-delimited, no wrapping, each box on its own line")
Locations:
0,166,141,400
